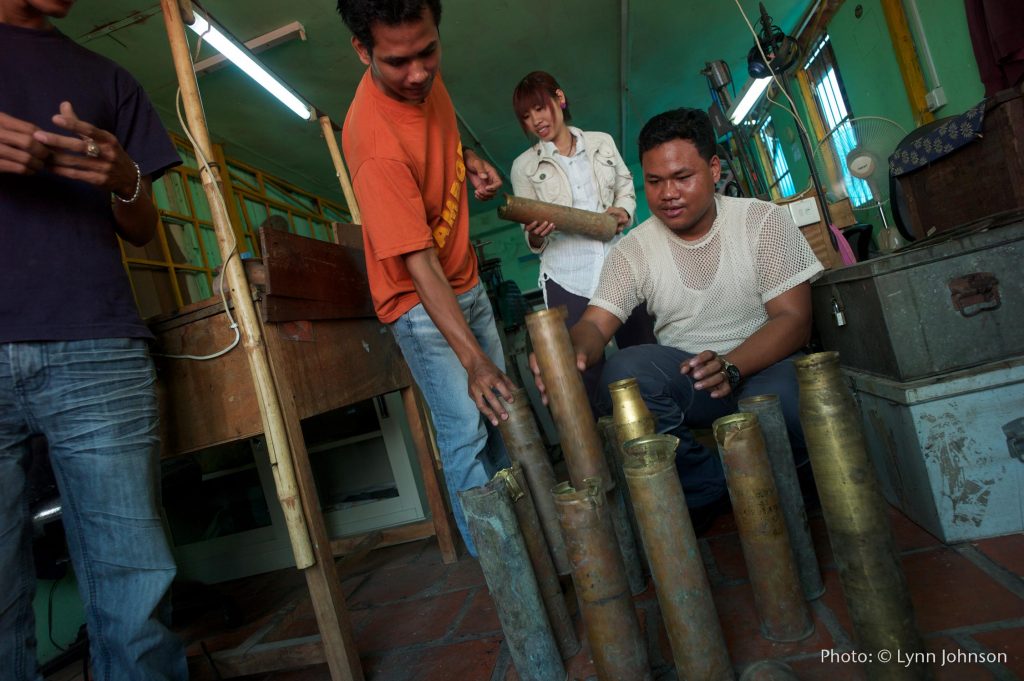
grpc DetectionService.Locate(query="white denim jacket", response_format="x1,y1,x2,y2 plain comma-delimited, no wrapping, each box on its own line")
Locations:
510,127,636,298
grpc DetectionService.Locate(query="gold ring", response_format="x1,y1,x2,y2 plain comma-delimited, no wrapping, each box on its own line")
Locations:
85,140,100,158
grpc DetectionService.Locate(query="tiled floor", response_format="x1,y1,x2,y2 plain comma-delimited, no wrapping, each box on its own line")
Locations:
47,505,1024,681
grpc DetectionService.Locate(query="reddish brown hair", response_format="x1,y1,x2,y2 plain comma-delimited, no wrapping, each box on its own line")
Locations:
512,71,571,137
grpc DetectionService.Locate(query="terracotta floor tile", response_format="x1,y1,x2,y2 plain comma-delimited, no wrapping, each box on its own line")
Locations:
786,654,868,681
928,635,999,681
341,539,428,576
886,505,942,552
903,548,1024,632
452,588,501,638
263,597,318,642
972,534,1024,577
971,626,1024,679
355,589,471,652
372,636,503,681
438,555,486,592
711,581,834,666
347,561,447,607
816,568,855,640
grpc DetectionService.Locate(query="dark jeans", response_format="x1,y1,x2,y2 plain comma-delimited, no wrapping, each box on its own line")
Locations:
544,278,657,414
594,344,807,509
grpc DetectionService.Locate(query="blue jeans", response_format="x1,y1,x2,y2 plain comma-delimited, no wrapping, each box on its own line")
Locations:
595,344,807,508
0,339,187,681
390,283,510,556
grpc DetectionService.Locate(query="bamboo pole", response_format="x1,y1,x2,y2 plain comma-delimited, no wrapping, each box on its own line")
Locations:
159,0,313,570
318,115,362,224
879,0,935,127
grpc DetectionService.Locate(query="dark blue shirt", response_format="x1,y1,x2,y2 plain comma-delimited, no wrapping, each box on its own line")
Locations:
0,22,180,342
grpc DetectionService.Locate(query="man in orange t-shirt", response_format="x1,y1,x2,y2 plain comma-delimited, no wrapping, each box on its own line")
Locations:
337,0,516,555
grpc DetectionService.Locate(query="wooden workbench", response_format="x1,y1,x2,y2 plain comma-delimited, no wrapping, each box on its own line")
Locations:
149,226,457,677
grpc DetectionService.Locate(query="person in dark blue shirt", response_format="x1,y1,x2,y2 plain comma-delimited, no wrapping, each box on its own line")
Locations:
0,1,187,679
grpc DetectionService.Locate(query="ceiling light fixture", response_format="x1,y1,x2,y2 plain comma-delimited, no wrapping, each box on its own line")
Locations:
727,76,771,125
187,10,313,120
194,21,306,76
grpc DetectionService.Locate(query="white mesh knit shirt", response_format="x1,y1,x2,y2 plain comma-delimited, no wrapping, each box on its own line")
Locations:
590,195,823,355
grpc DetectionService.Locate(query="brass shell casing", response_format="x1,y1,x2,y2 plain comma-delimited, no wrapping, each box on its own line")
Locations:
553,479,651,681
713,413,813,643
609,377,656,448
598,416,649,585
497,388,571,575
526,308,612,490
796,352,930,680
738,393,825,601
623,435,734,681
493,465,579,659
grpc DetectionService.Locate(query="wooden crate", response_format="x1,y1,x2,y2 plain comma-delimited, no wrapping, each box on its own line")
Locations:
898,85,1024,239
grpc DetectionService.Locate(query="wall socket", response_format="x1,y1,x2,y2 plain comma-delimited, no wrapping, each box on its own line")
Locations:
788,197,821,227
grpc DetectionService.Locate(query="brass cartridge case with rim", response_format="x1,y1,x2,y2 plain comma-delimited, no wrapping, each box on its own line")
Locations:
497,387,571,575
713,413,813,643
738,393,824,600
526,308,611,490
460,482,564,681
597,416,647,594
609,377,656,449
623,434,734,681
796,352,930,680
553,478,651,681
494,465,580,659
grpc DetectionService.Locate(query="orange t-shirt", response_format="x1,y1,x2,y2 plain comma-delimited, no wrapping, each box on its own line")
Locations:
341,70,478,324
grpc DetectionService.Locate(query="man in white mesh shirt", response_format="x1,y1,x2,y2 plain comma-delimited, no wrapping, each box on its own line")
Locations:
531,107,823,532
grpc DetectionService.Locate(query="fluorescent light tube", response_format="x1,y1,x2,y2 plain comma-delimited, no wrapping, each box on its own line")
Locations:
188,12,312,120
727,77,771,125
194,21,306,76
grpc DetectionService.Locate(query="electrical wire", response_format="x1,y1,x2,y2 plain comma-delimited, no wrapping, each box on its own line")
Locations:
732,0,815,144
154,29,241,362
47,574,66,652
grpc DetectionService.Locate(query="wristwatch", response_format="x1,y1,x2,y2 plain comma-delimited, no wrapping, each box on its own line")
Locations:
720,356,742,390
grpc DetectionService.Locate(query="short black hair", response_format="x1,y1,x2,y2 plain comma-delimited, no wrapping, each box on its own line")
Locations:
336,0,442,51
637,108,716,163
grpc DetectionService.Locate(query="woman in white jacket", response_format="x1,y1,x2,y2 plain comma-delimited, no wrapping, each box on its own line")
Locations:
510,71,655,409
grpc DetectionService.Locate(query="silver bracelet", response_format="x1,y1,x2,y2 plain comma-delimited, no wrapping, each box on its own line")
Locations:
113,160,142,204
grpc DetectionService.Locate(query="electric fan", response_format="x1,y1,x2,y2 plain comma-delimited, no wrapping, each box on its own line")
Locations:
810,116,908,252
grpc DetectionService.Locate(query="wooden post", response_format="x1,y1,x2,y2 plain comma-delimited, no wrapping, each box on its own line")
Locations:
159,0,314,571
261,320,365,681
880,0,935,127
160,3,364,679
318,115,362,224
402,386,459,564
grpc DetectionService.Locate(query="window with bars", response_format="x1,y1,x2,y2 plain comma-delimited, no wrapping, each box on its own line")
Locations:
122,135,352,319
803,34,874,207
756,116,797,199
